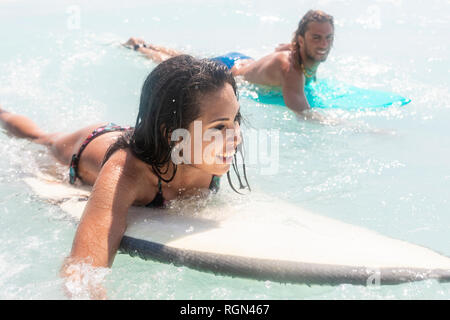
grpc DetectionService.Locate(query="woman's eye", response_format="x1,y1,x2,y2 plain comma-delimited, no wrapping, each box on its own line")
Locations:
213,124,226,131
234,113,241,122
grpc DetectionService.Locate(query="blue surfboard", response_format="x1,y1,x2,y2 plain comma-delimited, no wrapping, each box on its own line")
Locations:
246,79,411,110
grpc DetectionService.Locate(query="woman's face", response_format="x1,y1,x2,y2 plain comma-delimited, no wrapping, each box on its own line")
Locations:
181,83,241,176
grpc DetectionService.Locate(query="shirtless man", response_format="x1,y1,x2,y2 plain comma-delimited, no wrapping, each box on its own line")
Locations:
124,10,334,115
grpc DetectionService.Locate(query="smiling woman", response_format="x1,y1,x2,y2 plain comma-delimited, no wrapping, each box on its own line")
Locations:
0,55,249,298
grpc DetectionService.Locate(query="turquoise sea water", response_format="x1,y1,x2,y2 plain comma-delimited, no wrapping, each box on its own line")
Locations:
0,0,449,299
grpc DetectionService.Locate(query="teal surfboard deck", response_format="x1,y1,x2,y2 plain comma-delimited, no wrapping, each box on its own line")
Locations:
247,79,411,110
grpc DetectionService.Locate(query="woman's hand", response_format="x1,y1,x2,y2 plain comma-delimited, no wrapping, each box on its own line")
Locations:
61,257,109,300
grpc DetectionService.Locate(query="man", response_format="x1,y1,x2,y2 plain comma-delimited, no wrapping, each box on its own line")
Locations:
124,10,334,115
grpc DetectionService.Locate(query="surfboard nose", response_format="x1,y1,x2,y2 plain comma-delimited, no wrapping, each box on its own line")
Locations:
364,267,450,286
434,269,450,283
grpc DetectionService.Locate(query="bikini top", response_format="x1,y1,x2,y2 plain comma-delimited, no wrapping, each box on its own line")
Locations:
146,175,221,207
68,123,221,207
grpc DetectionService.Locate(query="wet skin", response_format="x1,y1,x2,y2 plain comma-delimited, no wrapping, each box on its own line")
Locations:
232,21,334,114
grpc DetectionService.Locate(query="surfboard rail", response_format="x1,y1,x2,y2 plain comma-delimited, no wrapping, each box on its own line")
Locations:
120,235,450,286
24,175,450,287
244,79,411,110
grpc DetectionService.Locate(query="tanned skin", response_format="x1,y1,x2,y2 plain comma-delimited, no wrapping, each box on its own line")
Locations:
124,21,334,115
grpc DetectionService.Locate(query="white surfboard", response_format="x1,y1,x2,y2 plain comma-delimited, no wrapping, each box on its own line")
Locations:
24,174,450,286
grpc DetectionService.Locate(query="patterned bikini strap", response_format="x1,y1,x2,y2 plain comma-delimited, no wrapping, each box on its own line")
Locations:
69,123,132,184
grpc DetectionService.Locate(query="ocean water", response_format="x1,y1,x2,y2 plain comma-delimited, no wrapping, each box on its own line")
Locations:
0,0,449,299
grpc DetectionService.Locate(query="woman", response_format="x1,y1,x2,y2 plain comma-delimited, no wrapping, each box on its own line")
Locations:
0,55,248,298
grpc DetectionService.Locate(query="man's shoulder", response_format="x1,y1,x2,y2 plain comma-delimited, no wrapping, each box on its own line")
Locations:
271,50,298,80
268,51,296,78
270,51,291,67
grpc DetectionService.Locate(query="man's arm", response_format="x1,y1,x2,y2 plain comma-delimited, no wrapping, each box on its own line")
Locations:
123,37,182,63
281,66,311,114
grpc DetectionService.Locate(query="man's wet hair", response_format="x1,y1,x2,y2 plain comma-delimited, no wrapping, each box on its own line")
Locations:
291,10,334,68
103,55,250,193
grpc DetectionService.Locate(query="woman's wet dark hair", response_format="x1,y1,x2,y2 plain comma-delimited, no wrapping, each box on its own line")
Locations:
103,54,250,193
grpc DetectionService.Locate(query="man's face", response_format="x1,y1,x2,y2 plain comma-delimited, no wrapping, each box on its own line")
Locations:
299,21,334,63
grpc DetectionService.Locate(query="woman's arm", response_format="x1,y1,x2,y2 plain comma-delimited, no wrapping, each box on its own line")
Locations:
61,151,153,298
70,160,137,267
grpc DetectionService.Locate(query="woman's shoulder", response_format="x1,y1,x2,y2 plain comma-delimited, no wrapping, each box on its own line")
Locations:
100,148,159,206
